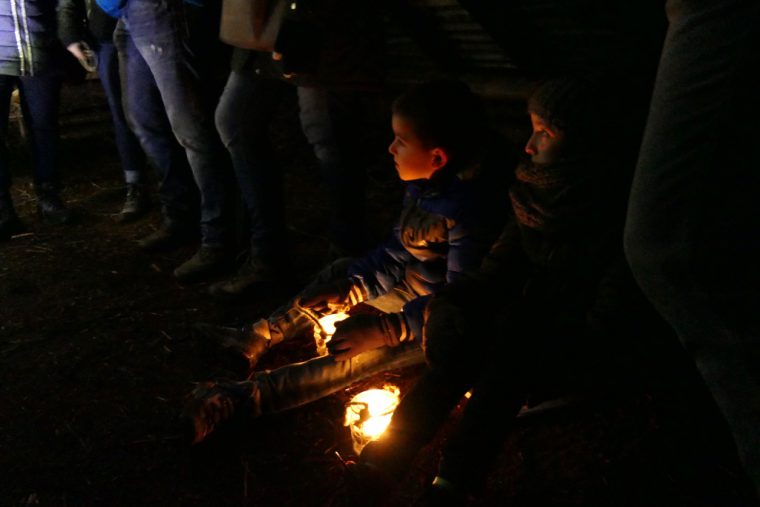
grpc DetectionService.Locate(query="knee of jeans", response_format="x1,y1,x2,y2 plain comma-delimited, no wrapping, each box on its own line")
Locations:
215,105,269,151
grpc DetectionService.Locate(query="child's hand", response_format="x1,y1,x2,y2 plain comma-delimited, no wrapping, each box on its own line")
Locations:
298,278,364,315
328,314,401,361
297,279,353,314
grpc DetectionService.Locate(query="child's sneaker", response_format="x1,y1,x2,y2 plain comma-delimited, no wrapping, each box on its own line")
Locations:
182,379,259,444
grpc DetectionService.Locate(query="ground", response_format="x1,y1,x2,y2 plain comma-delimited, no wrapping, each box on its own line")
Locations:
0,78,757,507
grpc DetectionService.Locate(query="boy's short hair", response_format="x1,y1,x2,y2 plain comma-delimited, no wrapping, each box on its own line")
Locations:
392,79,488,167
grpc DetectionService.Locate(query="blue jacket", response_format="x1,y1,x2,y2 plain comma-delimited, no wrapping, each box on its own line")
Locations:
0,0,59,76
95,0,203,19
348,159,511,341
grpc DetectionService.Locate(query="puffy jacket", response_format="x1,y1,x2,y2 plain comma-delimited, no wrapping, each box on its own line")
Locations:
0,0,60,76
349,143,514,340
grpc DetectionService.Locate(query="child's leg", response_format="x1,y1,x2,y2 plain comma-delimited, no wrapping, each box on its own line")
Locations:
251,341,424,415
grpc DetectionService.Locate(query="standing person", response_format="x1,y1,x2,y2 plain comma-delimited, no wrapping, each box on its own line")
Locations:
624,0,760,498
58,0,150,222
184,80,517,444
100,0,232,282
209,0,387,299
1,0,72,240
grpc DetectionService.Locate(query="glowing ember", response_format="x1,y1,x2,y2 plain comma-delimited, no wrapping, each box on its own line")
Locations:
344,385,401,454
313,312,349,356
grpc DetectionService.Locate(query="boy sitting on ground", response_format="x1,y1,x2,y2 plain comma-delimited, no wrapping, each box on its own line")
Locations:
184,79,518,444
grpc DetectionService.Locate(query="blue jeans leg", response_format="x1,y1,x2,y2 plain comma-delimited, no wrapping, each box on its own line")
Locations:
215,72,287,257
252,342,425,416
115,20,198,229
124,0,228,246
96,41,145,185
624,0,760,495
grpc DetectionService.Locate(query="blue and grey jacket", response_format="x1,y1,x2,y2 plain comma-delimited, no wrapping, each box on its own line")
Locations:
348,159,511,341
0,0,59,76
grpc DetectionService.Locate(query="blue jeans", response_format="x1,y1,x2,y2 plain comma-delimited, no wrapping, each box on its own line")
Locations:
215,71,371,256
0,74,62,198
114,20,199,228
252,257,425,415
252,342,424,416
624,0,760,496
214,73,287,258
120,0,228,246
95,41,145,185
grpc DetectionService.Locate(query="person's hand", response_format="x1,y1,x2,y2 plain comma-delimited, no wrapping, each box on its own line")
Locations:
297,278,363,315
66,41,97,73
328,314,405,361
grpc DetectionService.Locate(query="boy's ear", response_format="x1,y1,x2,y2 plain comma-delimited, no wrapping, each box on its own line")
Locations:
431,147,448,170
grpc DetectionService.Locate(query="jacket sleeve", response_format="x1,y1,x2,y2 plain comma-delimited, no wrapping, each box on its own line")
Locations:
347,228,413,299
57,0,87,47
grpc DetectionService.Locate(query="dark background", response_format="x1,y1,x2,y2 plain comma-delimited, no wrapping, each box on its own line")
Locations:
2,1,757,506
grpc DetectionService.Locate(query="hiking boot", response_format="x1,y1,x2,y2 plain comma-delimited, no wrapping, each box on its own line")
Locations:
182,379,260,444
174,246,231,283
208,255,280,299
117,184,150,223
193,319,275,370
136,223,195,252
37,190,73,225
0,199,25,240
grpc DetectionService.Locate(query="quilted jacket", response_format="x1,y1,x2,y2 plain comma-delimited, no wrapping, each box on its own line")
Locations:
0,0,60,76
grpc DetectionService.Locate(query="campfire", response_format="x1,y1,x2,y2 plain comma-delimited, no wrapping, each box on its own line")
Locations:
344,385,401,454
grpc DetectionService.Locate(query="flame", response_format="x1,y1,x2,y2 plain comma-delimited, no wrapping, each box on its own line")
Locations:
317,312,349,339
345,385,401,453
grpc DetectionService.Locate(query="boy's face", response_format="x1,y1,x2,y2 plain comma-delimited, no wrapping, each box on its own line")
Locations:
525,112,566,165
388,114,447,181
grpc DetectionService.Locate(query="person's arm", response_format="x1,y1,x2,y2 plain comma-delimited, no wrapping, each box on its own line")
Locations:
58,0,98,72
57,0,88,48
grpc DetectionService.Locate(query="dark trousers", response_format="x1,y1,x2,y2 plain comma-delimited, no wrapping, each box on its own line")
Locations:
0,73,62,199
624,0,760,496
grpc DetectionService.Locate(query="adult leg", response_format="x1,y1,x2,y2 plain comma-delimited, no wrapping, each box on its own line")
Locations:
17,74,71,224
624,0,760,495
123,0,228,249
210,71,288,296
0,76,25,238
0,75,15,201
97,41,145,186
115,20,198,239
297,87,368,257
96,40,150,221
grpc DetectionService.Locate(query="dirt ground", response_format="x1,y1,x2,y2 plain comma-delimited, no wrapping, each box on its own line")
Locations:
0,78,757,507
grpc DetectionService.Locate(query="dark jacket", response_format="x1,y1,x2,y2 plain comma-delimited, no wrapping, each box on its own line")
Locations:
349,142,515,341
230,0,385,91
58,0,117,47
0,0,61,76
423,156,674,390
